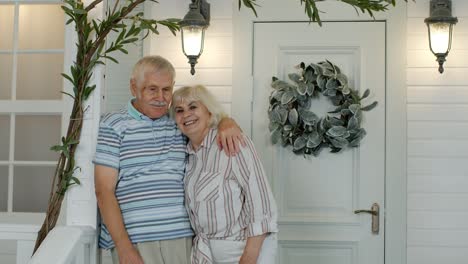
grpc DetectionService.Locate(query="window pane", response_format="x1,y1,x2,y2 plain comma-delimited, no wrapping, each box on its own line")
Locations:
0,166,8,212
0,115,10,160
16,53,63,100
15,115,61,161
0,5,14,50
18,4,64,50
13,165,54,212
0,54,13,100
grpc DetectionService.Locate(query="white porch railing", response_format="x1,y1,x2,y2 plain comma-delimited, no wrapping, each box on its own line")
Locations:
29,226,97,264
0,223,39,264
0,224,97,264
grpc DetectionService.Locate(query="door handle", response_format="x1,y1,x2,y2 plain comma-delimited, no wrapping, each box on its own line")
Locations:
354,203,379,234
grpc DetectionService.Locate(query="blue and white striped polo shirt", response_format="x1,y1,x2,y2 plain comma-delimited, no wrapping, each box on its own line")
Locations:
93,100,193,249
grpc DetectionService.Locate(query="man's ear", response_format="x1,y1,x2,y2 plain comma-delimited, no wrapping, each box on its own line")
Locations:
130,78,137,97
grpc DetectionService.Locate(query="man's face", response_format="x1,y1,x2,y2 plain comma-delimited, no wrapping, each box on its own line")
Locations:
131,69,174,119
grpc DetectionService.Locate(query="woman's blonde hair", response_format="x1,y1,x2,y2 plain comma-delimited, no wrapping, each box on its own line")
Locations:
170,85,227,127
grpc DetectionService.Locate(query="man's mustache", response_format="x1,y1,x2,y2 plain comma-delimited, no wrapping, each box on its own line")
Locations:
150,101,167,107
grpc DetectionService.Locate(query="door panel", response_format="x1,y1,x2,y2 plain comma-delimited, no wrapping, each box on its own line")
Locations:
252,22,385,264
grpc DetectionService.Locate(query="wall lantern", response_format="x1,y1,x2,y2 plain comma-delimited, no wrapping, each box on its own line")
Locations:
179,0,210,75
424,0,457,74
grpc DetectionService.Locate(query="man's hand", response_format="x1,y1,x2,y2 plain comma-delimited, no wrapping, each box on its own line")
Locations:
217,117,246,156
95,165,142,263
239,234,267,264
117,244,144,264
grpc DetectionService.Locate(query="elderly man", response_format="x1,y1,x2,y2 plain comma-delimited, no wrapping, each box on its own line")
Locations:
94,56,243,264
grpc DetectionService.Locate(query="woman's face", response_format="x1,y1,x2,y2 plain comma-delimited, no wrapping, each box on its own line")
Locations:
173,99,212,141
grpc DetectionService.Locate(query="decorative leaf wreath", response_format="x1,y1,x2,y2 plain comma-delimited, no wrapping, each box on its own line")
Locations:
268,60,378,156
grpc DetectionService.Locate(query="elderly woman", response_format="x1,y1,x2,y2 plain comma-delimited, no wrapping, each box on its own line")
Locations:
170,85,278,264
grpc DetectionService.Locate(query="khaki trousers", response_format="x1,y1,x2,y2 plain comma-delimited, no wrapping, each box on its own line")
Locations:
111,237,192,264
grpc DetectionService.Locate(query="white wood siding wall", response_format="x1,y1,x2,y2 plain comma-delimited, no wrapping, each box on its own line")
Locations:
147,0,233,116
407,1,468,263
104,0,144,113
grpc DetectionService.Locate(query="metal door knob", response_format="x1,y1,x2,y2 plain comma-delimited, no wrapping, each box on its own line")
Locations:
354,203,380,234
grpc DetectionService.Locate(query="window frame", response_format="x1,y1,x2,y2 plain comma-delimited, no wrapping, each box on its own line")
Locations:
0,0,66,214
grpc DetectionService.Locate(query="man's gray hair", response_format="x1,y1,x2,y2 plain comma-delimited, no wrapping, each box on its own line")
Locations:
171,85,227,128
131,55,176,85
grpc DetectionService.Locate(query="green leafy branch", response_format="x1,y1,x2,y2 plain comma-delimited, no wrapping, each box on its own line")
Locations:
239,0,408,25
34,0,179,253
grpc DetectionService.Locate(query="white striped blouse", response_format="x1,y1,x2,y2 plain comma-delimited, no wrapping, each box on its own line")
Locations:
185,128,278,264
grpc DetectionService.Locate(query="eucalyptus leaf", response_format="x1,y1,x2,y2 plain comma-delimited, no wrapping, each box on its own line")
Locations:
340,109,352,116
330,61,341,74
349,104,360,114
323,88,337,96
329,147,342,153
326,78,339,90
361,101,378,111
278,107,289,124
307,131,322,146
328,106,342,114
300,110,319,124
355,109,363,122
358,128,367,138
319,61,333,71
347,116,359,130
342,85,351,95
330,137,348,148
348,137,361,147
320,117,330,131
288,73,302,83
269,122,280,132
293,136,308,151
322,68,334,77
336,73,348,86
330,95,342,106
309,63,322,75
288,109,299,126
306,82,315,96
297,82,307,95
317,75,327,90
271,129,282,144
268,108,278,123
281,91,295,104
329,117,344,126
326,126,347,137
272,79,291,90
298,98,312,110
283,124,293,131
273,90,284,101
304,66,316,82
361,89,371,99
349,129,367,147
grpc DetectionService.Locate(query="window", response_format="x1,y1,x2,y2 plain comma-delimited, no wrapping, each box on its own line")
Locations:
0,1,65,213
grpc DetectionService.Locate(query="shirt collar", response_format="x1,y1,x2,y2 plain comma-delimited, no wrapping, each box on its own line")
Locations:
127,99,169,122
186,128,218,154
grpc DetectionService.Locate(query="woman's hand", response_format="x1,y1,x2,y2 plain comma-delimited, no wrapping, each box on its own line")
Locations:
217,117,246,156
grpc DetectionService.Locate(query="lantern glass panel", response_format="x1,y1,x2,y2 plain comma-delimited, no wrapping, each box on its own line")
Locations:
429,22,451,54
182,25,204,56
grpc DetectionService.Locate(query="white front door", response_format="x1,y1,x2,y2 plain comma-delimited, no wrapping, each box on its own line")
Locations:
252,21,386,264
